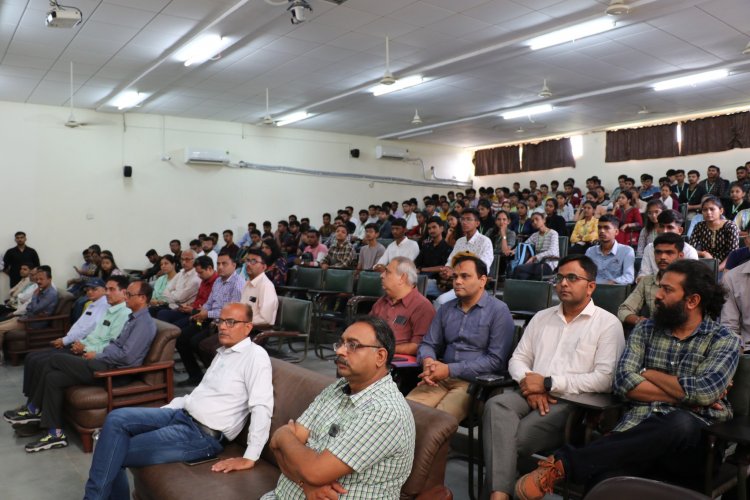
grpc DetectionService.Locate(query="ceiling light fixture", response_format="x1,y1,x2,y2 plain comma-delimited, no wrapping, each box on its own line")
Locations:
605,0,630,16
176,35,230,67
652,69,729,91
112,90,148,110
526,18,615,51
370,75,424,96
288,0,312,24
411,109,422,125
276,111,312,126
502,104,554,120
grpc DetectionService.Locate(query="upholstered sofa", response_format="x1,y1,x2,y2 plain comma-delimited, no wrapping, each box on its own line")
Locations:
131,357,458,499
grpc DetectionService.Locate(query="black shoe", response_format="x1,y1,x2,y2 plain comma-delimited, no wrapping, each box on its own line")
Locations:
4,407,41,425
3,404,27,422
14,422,43,438
25,433,68,452
176,377,201,388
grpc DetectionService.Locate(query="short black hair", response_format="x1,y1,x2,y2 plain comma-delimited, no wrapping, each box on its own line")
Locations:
15,231,26,237
653,232,685,252
657,209,684,226
452,253,488,278
688,169,700,177
364,222,379,232
190,238,201,247
351,315,396,367
478,199,492,209
664,260,726,319
598,214,620,229
223,229,233,236
246,248,270,266
307,228,320,237
556,254,598,281
277,220,289,228
145,249,158,257
194,255,214,270
132,279,153,302
170,239,181,246
250,229,261,237
107,275,130,290
461,207,480,220
427,216,443,226
641,174,653,181
36,265,52,279
391,217,407,228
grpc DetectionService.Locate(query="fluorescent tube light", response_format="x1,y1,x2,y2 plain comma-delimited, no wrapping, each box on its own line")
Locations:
176,35,230,67
652,69,729,91
112,91,148,110
276,111,312,127
397,130,434,140
370,75,424,96
502,104,554,120
526,18,615,51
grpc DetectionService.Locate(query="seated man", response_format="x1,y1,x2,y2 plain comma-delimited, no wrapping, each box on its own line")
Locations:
176,253,244,386
619,233,684,328
219,229,239,261
373,218,421,272
356,223,386,272
638,209,698,280
721,251,750,350
517,259,739,499
261,316,415,499
157,252,210,328
370,257,435,356
8,280,157,452
295,229,328,267
483,255,625,500
154,250,201,323
415,216,452,298
142,249,161,281
321,225,356,269
200,235,219,269
83,303,274,500
0,265,58,363
407,253,515,422
4,277,130,436
0,263,36,319
585,215,635,284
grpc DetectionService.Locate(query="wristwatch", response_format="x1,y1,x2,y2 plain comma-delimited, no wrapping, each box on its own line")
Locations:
543,376,553,392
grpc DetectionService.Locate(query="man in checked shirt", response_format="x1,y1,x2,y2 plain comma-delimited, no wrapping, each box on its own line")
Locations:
516,259,741,500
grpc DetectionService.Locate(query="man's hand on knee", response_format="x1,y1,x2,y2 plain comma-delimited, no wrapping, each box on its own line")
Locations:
526,394,557,416
211,457,255,473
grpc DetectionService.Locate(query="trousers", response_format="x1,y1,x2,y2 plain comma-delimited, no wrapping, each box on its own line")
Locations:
83,407,223,500
22,347,75,397
175,322,212,380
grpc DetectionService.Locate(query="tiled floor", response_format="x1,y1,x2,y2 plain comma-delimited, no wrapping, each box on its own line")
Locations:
0,352,476,500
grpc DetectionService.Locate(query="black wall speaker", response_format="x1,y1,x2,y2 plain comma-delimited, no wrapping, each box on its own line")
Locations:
350,148,360,158
123,166,132,178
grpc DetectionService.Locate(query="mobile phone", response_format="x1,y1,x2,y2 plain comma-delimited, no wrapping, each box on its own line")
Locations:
184,455,218,466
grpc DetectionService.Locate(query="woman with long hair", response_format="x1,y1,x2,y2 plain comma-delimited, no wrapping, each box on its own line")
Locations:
636,199,665,256
445,210,463,247
613,190,643,248
568,201,598,254
98,254,123,281
689,196,740,272
261,238,288,286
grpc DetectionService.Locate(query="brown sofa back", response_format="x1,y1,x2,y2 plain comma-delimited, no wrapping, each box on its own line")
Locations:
140,320,179,386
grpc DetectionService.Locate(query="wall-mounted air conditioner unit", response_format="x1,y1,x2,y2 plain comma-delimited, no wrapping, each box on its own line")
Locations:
375,145,409,160
184,147,230,165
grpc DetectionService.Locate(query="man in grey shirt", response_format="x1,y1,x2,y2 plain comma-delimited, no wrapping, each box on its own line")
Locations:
357,223,386,272
721,258,750,351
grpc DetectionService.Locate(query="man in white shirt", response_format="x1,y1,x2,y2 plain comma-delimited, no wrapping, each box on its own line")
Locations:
161,250,201,310
238,250,278,328
482,255,625,500
201,236,219,269
402,200,418,230
637,209,698,281
373,219,420,272
83,302,274,500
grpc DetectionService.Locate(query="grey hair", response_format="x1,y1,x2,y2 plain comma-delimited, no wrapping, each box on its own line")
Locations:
184,249,198,259
392,256,418,286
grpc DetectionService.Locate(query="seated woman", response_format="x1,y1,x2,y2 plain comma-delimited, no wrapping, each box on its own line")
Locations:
148,255,177,316
636,199,665,257
491,210,517,279
444,210,463,247
556,193,575,222
514,201,534,242
657,182,679,211
723,182,750,224
689,196,740,272
98,254,124,282
544,198,567,236
261,238,288,287
568,201,598,254
512,213,559,280
613,190,642,248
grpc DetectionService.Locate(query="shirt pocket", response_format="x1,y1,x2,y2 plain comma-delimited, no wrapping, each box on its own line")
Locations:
677,353,706,377
570,343,598,374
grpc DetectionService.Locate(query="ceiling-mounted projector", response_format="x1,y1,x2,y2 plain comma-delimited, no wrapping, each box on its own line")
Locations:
46,6,82,28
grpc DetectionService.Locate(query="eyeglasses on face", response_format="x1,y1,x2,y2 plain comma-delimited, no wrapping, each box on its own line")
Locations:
550,273,592,285
333,340,382,353
124,292,144,298
214,318,251,328
245,259,261,265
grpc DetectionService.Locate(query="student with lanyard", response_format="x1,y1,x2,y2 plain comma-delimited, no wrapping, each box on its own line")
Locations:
723,182,750,222
681,170,706,219
512,213,560,281
514,201,533,242
671,169,687,200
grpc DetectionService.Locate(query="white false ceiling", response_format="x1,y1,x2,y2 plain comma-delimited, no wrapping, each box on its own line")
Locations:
0,0,749,147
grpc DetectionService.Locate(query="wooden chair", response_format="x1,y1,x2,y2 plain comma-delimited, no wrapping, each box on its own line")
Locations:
6,289,74,365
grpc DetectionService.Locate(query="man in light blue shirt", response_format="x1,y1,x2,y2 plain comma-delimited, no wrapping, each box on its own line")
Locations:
585,215,635,284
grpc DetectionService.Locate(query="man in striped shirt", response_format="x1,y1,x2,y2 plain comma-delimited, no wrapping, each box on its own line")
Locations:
263,316,415,499
516,259,740,499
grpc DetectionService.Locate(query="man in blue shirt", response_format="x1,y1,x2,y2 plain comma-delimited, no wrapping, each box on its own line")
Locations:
585,215,635,284
406,252,515,422
639,174,659,201
7,280,157,452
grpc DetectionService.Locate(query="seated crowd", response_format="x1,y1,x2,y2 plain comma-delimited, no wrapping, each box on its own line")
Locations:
1,161,750,499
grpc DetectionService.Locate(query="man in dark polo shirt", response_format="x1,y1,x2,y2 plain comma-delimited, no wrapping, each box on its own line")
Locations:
415,217,452,298
3,232,40,287
370,257,434,356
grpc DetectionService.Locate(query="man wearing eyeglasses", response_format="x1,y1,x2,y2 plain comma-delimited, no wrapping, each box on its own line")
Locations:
482,255,624,500
12,280,157,453
158,249,201,318
83,302,273,500
262,316,415,500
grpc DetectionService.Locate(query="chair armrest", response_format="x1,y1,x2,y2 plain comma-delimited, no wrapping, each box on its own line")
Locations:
554,392,623,411
347,295,380,310
93,361,175,379
467,373,516,400
704,416,750,445
16,313,68,324
254,330,306,342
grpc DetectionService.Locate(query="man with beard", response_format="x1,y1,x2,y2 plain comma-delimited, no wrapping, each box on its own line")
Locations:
516,259,740,499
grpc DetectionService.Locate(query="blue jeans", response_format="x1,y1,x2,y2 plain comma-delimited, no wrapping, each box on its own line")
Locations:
84,407,224,500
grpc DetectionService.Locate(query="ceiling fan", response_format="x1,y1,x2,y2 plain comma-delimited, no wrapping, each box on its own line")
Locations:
380,36,396,85
259,88,276,126
64,61,86,128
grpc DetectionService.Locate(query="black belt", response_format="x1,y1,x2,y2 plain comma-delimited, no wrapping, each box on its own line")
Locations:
184,410,224,442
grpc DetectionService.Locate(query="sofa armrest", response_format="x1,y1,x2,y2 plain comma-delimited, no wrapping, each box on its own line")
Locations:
93,361,175,378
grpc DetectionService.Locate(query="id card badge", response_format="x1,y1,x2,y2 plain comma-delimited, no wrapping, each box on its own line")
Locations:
394,315,407,326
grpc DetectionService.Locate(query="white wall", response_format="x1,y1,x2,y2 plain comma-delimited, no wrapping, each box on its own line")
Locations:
474,131,750,193
0,101,471,286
